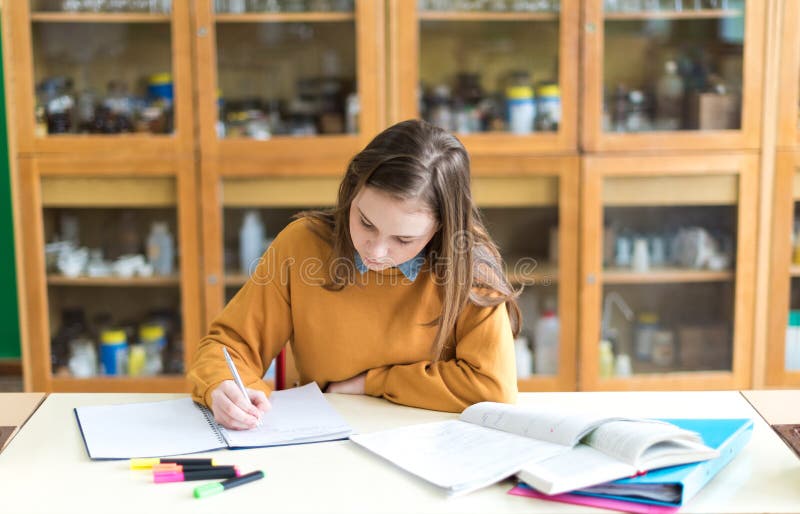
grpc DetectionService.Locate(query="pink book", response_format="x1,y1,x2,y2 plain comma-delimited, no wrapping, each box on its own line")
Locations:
508,485,681,514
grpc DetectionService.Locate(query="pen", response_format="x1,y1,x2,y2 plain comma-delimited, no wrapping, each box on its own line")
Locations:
193,470,265,499
222,347,262,426
154,468,240,483
130,457,216,470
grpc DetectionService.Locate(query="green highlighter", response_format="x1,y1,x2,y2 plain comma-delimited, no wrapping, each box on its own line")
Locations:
193,470,265,499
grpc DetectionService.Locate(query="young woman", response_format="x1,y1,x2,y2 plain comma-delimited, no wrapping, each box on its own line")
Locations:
188,119,521,430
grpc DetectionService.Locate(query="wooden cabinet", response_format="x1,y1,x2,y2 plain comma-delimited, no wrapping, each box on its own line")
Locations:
5,2,201,392
3,1,787,393
580,153,758,390
582,0,764,152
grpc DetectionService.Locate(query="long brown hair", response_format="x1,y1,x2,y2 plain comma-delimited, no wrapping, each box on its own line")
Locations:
300,119,521,359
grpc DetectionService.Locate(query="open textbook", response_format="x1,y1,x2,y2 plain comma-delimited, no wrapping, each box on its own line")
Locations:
75,383,352,459
350,402,718,496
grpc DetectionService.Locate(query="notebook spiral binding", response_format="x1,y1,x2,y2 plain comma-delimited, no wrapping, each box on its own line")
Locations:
196,403,227,445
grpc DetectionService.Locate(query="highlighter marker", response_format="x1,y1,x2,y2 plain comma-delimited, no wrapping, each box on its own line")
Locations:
152,464,235,473
130,457,216,469
154,468,240,483
193,470,265,499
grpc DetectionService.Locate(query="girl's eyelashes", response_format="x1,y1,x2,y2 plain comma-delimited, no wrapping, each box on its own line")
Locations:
360,215,413,245
396,238,412,246
360,217,374,229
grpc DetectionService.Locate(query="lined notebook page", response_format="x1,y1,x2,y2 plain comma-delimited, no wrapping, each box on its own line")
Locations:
221,383,353,448
75,398,225,459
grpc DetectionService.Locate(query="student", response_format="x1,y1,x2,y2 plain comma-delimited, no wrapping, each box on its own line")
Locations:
189,119,521,430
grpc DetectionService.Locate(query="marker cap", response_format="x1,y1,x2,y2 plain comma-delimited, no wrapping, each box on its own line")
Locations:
130,458,160,470
193,483,224,499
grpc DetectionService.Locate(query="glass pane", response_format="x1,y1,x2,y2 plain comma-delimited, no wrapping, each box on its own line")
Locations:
44,208,183,378
600,202,737,376
482,205,560,378
31,22,174,135
418,5,561,135
603,0,745,133
787,202,800,372
215,14,357,139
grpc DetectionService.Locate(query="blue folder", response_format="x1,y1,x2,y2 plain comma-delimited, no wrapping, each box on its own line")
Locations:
574,418,754,508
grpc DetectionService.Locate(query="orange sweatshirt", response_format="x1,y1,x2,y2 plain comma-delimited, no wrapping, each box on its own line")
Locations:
188,217,518,412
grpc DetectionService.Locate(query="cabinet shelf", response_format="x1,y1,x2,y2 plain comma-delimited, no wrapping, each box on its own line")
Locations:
50,375,187,393
604,9,742,21
47,275,181,287
603,267,735,284
418,11,558,22
30,12,172,23
214,12,355,23
506,262,558,286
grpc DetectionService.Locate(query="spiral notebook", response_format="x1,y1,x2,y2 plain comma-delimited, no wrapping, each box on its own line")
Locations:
74,383,353,459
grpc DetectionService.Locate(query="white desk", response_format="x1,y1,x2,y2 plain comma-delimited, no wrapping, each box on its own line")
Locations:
1,391,798,514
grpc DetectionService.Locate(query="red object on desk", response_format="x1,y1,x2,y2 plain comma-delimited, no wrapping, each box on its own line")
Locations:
276,348,286,390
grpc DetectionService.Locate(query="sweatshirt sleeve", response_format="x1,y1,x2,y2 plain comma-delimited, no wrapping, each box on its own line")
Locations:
363,301,518,412
188,243,293,408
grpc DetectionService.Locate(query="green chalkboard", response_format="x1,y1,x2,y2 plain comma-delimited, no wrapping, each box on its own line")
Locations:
0,18,22,359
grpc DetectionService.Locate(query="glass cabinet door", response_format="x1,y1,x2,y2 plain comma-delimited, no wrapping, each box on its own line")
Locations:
30,173,200,391
580,155,757,390
472,157,578,391
766,153,800,387
206,177,340,389
391,0,579,153
583,0,764,151
14,1,192,154
193,0,383,167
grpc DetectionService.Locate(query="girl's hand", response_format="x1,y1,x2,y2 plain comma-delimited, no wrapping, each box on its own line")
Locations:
209,380,271,430
325,372,367,394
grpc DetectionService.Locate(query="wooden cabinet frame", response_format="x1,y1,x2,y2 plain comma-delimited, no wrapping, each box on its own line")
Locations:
579,153,758,390
193,0,386,175
4,1,195,158
15,155,201,392
581,0,766,152
388,0,580,155
777,0,800,149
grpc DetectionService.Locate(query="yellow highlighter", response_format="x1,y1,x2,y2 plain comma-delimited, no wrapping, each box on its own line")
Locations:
130,457,217,470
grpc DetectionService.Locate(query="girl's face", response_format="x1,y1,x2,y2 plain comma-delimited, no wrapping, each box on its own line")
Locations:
349,186,438,271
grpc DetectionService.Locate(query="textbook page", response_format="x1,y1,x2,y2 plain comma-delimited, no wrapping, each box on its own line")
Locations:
517,420,717,495
460,402,623,447
349,419,568,496
583,420,715,468
221,383,353,448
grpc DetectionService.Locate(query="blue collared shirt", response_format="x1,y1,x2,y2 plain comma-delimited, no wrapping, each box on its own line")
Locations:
354,250,426,282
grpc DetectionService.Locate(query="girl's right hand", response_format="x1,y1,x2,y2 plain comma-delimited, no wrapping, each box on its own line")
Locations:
209,380,271,430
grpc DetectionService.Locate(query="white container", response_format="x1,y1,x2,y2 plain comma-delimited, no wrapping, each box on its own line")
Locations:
146,222,175,276
632,237,650,272
506,86,535,135
240,210,266,274
514,336,533,379
614,353,633,377
534,310,559,375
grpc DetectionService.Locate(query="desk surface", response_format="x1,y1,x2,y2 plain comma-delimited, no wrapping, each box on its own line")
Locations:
1,391,799,514
0,392,45,451
742,390,800,425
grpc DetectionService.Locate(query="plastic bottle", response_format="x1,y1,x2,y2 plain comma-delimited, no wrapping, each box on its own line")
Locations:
514,335,533,379
100,329,128,376
146,222,175,276
345,92,359,134
655,60,684,130
506,85,535,135
140,323,166,375
534,83,561,131
534,306,559,375
634,312,659,361
240,210,266,274
599,340,615,378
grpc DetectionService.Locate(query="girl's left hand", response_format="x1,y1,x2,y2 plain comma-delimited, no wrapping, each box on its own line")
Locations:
325,372,366,394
